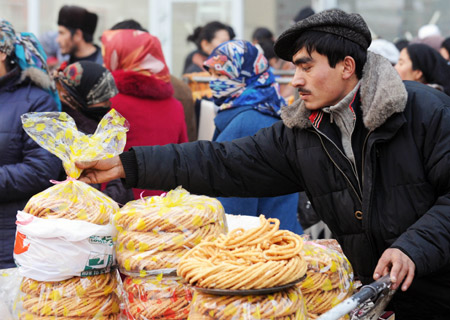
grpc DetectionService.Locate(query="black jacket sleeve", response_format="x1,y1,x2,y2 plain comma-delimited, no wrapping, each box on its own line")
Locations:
123,121,303,198
392,89,450,276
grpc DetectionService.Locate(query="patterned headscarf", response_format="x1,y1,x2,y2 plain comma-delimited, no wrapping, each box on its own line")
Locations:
55,61,118,119
101,29,171,83
0,19,61,109
204,40,286,117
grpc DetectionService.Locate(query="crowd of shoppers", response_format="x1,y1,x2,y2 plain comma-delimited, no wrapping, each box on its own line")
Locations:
1,5,450,319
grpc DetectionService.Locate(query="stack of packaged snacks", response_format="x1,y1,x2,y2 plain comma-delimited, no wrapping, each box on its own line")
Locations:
115,187,227,275
13,110,129,319
189,286,307,320
117,187,227,319
19,273,121,320
298,241,354,319
123,274,192,320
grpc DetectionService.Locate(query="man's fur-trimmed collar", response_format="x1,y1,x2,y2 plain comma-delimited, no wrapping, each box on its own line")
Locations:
281,52,408,131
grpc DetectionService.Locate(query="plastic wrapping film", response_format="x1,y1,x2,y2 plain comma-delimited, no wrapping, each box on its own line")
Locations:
188,285,308,320
177,215,307,290
14,180,119,281
298,240,354,319
122,274,193,320
115,187,227,276
15,270,123,320
22,179,118,224
0,268,22,320
21,109,129,179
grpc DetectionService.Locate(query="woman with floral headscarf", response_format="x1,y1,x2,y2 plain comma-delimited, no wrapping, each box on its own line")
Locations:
0,19,62,268
204,40,303,234
55,60,134,204
101,28,188,199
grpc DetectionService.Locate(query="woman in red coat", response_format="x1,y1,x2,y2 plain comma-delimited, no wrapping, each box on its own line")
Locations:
101,29,188,199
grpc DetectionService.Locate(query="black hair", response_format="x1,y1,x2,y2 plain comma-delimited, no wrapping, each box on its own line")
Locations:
67,26,93,43
441,37,450,57
4,55,15,72
294,6,315,23
292,30,367,79
258,39,276,61
226,25,236,40
187,21,231,50
110,19,148,32
394,39,409,52
252,27,274,43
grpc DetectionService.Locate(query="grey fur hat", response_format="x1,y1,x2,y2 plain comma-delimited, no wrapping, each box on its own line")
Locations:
274,9,372,61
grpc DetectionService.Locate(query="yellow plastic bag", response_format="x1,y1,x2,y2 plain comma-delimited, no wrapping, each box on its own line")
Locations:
123,274,193,319
15,270,123,319
299,240,354,319
115,187,227,276
21,109,129,178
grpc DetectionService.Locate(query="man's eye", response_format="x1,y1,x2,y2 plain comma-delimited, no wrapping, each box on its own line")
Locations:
302,66,311,72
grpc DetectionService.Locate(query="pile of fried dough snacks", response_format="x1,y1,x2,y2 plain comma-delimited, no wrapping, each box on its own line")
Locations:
178,215,307,290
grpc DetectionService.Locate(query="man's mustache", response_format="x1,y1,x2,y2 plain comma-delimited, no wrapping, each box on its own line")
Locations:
298,88,311,94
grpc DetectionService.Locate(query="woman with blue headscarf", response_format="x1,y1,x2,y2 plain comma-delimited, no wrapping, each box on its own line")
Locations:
204,40,303,234
0,19,62,269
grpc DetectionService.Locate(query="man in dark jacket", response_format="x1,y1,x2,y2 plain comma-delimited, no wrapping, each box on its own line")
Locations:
0,19,62,269
56,5,103,65
75,9,450,319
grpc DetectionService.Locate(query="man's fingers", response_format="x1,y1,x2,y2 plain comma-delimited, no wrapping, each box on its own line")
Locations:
78,170,97,184
373,254,390,280
389,262,401,288
401,265,415,291
75,160,98,169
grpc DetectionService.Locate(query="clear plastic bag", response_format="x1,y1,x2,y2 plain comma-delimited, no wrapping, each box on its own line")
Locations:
299,240,354,319
21,109,129,179
122,274,193,319
14,270,124,320
114,187,227,276
14,180,119,281
0,268,22,320
188,285,308,320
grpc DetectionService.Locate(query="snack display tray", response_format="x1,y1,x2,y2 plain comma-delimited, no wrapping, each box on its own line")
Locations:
194,274,306,296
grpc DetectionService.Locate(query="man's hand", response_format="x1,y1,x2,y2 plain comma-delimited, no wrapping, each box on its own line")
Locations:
373,248,415,291
76,156,125,184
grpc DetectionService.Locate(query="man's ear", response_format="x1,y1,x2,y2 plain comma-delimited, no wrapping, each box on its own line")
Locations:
412,69,424,82
73,29,83,43
342,56,356,80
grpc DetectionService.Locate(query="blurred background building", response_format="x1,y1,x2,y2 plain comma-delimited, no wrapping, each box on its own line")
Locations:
1,0,449,76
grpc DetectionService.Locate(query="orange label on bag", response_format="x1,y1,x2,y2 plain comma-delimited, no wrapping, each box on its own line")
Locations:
14,231,30,254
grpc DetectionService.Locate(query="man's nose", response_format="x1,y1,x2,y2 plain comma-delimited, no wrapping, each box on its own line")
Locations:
291,69,305,87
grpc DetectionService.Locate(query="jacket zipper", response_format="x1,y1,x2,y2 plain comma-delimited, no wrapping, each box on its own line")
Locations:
363,136,378,265
361,130,373,187
311,129,362,205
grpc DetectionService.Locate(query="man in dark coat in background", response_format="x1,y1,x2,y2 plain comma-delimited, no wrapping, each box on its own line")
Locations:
74,9,450,319
57,5,103,65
